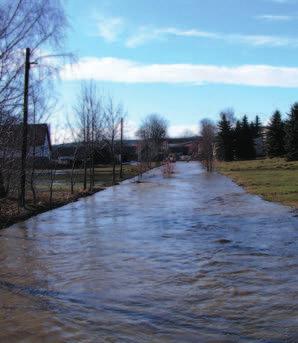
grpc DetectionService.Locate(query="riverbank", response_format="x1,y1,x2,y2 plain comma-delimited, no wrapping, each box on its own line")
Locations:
0,164,141,230
217,158,298,209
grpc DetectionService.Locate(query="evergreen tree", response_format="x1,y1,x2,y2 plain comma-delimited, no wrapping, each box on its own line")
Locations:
250,121,255,137
254,115,262,137
234,116,256,160
241,115,256,160
234,120,242,160
285,103,298,161
250,116,262,138
255,115,262,136
217,113,234,161
266,110,285,158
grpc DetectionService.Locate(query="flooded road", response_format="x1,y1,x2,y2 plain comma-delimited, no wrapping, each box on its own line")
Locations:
0,162,297,342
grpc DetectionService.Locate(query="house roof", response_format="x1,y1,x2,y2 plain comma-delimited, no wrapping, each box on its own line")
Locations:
0,124,51,150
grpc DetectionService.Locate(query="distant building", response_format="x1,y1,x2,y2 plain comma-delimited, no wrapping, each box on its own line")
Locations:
0,124,52,161
167,137,202,159
52,143,85,166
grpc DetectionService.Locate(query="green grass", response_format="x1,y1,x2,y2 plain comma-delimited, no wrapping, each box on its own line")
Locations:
217,158,298,208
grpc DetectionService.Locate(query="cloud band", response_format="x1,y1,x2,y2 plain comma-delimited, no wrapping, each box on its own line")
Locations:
61,57,298,88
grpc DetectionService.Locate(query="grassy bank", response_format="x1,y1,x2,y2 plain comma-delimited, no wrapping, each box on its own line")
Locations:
0,164,141,230
217,158,298,209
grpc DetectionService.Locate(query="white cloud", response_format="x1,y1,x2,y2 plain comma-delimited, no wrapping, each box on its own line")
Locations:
92,14,298,49
125,27,162,48
125,26,298,48
123,119,138,139
96,15,125,42
269,0,294,3
255,14,294,21
168,125,198,137
61,56,298,88
125,27,218,48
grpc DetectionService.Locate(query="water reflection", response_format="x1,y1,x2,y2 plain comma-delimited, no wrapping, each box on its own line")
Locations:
0,162,297,342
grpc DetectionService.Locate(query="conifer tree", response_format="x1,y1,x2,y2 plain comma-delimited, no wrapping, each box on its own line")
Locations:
234,116,256,160
234,120,242,160
217,113,234,161
267,110,285,158
254,115,262,137
241,115,256,160
285,103,298,161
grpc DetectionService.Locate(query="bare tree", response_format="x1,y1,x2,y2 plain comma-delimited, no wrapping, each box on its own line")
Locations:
0,113,17,197
199,119,217,172
103,97,123,185
0,0,69,205
2,2,65,130
74,82,104,190
136,114,168,167
0,0,68,114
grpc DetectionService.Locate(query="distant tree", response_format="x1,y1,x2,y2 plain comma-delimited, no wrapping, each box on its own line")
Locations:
267,110,285,158
254,115,262,137
200,119,217,172
103,97,124,185
285,103,298,161
136,114,168,166
233,120,242,160
74,82,104,190
242,115,256,160
181,129,196,138
250,115,262,138
234,116,256,160
223,108,237,125
217,112,234,161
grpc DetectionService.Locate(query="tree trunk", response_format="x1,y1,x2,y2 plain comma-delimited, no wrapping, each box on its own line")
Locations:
112,155,116,185
30,145,37,205
89,150,94,190
112,141,116,185
0,169,6,198
83,145,87,190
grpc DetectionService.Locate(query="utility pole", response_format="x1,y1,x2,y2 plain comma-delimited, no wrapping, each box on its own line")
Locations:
19,48,31,207
120,117,123,179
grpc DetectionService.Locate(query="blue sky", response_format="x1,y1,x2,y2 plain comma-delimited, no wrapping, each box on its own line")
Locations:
55,0,298,138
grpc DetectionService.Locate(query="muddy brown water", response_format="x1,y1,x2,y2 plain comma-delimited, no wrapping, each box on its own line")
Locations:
0,162,297,342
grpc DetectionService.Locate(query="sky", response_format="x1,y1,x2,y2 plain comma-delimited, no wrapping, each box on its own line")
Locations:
54,0,298,139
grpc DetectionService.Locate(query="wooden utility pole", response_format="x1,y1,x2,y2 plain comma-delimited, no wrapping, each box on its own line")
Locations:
120,117,123,179
19,48,31,207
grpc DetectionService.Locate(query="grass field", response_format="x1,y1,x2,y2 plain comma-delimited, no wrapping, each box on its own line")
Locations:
217,158,298,208
35,164,140,192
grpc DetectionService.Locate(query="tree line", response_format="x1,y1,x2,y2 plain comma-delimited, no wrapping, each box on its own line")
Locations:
216,103,298,162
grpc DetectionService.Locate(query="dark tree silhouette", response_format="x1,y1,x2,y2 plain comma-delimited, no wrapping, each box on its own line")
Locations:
285,103,298,161
217,113,234,161
250,115,262,138
234,116,256,160
267,110,285,158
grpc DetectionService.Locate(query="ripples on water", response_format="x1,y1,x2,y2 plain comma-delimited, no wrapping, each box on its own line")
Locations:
0,162,297,342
